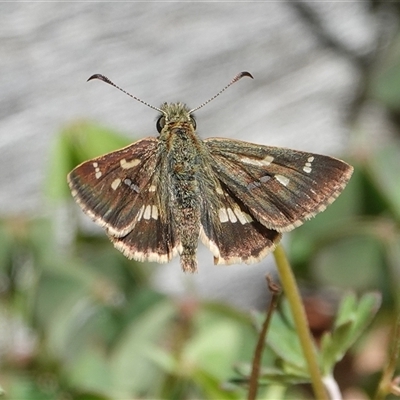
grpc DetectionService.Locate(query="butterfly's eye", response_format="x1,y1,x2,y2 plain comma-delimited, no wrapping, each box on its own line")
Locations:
190,116,197,130
156,116,166,133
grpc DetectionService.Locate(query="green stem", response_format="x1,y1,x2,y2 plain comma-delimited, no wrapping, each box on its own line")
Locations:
273,244,328,400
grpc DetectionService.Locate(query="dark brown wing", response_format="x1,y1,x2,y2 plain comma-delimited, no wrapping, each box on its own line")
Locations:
68,137,180,263
109,211,179,264
194,157,281,265
204,138,353,232
199,180,282,265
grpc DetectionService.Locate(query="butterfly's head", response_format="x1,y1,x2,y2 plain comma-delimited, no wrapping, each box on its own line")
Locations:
156,102,196,133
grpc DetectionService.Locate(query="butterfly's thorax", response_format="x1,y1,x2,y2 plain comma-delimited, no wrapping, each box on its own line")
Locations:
158,102,205,272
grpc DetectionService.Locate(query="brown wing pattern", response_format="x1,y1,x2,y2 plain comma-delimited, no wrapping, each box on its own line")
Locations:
68,137,181,263
68,138,159,237
199,181,282,265
205,138,353,232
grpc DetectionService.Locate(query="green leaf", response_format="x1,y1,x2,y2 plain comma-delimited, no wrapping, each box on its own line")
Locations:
320,292,381,375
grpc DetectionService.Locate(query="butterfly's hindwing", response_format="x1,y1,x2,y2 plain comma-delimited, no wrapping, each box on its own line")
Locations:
67,137,159,237
205,138,353,232
199,180,282,265
109,206,180,264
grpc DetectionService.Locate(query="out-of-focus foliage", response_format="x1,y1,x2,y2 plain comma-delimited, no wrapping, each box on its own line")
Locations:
235,293,381,384
0,211,256,399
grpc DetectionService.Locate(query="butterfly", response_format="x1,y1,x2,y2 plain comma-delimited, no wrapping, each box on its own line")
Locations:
67,72,353,273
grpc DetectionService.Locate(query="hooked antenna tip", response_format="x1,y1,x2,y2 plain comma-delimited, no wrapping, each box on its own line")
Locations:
87,74,110,83
238,71,254,80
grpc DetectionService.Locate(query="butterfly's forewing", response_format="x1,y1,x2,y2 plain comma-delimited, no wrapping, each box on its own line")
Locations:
68,137,159,237
68,137,181,263
199,178,282,265
205,138,353,232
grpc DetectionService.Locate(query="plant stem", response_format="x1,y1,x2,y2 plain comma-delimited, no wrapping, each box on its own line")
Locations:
273,244,328,400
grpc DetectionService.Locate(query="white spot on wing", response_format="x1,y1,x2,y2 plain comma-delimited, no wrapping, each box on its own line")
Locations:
303,156,314,173
143,205,151,220
216,186,223,195
275,174,290,186
242,211,253,222
218,208,229,223
234,207,248,225
227,207,237,223
241,155,274,166
151,205,158,220
93,162,102,179
111,178,121,190
137,205,144,221
149,185,156,192
262,155,274,165
120,158,141,169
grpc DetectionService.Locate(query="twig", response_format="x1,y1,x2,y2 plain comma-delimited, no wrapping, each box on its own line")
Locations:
247,275,281,400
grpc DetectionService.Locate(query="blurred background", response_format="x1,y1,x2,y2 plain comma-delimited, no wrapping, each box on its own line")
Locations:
1,2,400,399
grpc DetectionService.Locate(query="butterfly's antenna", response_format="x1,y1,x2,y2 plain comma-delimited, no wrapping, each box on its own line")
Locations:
88,74,163,114
189,71,253,114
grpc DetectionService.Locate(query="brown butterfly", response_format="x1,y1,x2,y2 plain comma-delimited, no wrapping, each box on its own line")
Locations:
68,73,353,273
